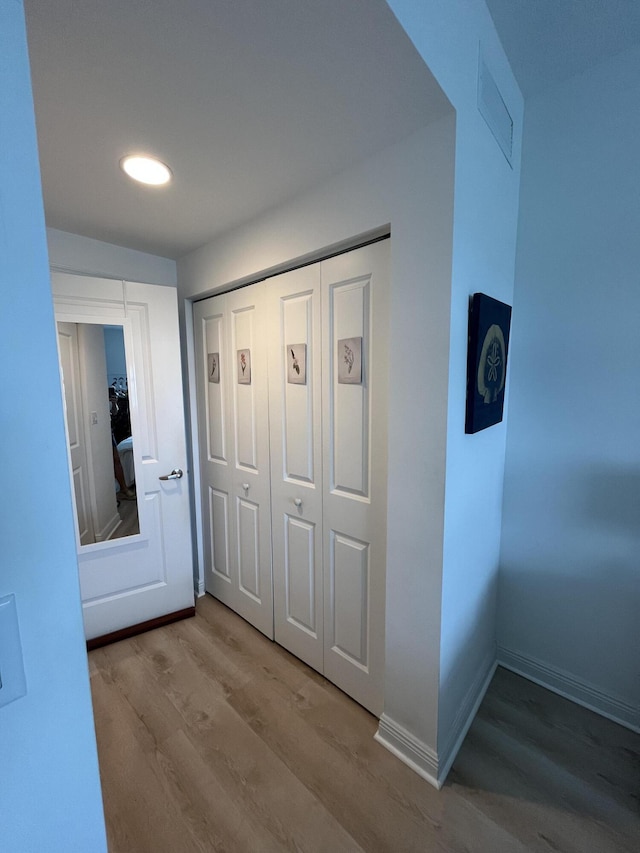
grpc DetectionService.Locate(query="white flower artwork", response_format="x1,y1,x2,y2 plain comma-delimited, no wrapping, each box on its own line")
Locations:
287,343,307,385
337,336,362,384
207,352,220,383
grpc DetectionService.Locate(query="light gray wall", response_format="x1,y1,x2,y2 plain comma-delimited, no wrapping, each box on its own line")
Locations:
0,3,106,849
386,0,524,768
47,227,177,286
500,44,640,729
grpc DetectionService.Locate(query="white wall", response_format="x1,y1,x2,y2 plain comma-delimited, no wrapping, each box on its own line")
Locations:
499,45,640,730
47,227,177,286
385,0,523,773
179,116,457,773
0,3,106,849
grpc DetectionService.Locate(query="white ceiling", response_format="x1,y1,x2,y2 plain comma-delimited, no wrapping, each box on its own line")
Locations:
485,0,640,96
26,2,640,262
24,0,449,260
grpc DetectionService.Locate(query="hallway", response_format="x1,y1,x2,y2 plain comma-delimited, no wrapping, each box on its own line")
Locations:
89,596,639,852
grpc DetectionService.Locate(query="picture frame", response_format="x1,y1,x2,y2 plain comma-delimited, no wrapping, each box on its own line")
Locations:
237,348,251,384
287,343,307,384
207,352,220,383
337,336,362,384
465,293,512,434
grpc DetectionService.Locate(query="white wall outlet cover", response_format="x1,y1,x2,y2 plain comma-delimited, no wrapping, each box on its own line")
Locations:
0,594,27,708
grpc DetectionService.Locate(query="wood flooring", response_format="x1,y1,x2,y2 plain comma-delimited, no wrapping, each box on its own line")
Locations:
89,595,640,853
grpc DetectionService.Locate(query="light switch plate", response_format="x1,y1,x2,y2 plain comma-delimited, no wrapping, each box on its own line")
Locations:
0,594,27,708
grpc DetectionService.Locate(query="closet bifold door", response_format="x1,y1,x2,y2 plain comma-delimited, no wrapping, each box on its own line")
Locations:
321,240,390,717
267,264,324,672
193,284,273,639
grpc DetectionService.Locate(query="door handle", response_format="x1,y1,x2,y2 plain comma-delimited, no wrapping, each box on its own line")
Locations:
242,483,250,492
294,498,303,507
159,468,183,481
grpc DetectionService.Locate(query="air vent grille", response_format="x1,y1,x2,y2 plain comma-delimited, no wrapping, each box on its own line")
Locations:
478,52,513,166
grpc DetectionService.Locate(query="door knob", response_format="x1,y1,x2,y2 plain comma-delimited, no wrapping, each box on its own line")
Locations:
159,468,183,481
242,483,250,492
294,498,302,507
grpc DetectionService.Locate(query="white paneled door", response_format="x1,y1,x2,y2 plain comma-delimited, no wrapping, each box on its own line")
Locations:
53,274,195,641
321,242,389,716
194,239,389,715
193,285,273,638
267,264,324,672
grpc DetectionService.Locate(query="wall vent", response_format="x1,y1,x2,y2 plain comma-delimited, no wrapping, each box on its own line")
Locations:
477,51,513,167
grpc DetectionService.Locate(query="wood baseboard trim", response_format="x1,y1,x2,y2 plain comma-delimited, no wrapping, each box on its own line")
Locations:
86,606,196,651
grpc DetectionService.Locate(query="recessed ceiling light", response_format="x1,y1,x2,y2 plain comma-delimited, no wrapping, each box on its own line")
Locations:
120,155,172,186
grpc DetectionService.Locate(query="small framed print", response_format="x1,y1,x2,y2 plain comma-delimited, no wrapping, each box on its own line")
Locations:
287,343,307,385
465,293,512,433
237,348,251,384
207,352,220,383
338,336,362,384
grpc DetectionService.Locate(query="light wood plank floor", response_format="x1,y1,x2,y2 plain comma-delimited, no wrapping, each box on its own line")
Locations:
89,595,639,852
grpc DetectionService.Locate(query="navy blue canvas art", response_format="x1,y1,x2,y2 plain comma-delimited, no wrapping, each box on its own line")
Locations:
465,293,512,434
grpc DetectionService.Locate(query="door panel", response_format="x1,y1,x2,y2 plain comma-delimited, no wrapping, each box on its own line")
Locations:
284,515,318,635
209,487,231,581
330,276,371,498
204,313,226,462
231,304,259,470
194,286,273,638
330,531,369,668
227,286,273,632
196,297,236,615
237,496,261,600
322,241,389,716
53,274,195,641
268,265,324,672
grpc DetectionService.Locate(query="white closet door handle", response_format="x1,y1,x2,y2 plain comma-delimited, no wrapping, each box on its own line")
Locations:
242,483,250,492
294,498,303,507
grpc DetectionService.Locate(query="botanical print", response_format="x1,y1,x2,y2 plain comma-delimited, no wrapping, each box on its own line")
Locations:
207,352,220,383
237,348,251,384
287,343,307,385
337,336,362,384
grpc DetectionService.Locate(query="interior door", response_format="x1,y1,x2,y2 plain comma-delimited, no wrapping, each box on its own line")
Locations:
193,284,273,638
267,264,324,671
321,240,389,716
53,273,195,641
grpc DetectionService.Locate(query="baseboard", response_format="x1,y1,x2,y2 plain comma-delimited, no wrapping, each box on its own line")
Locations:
437,649,498,785
374,716,441,789
196,578,206,597
375,649,498,790
498,646,640,734
86,605,196,651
